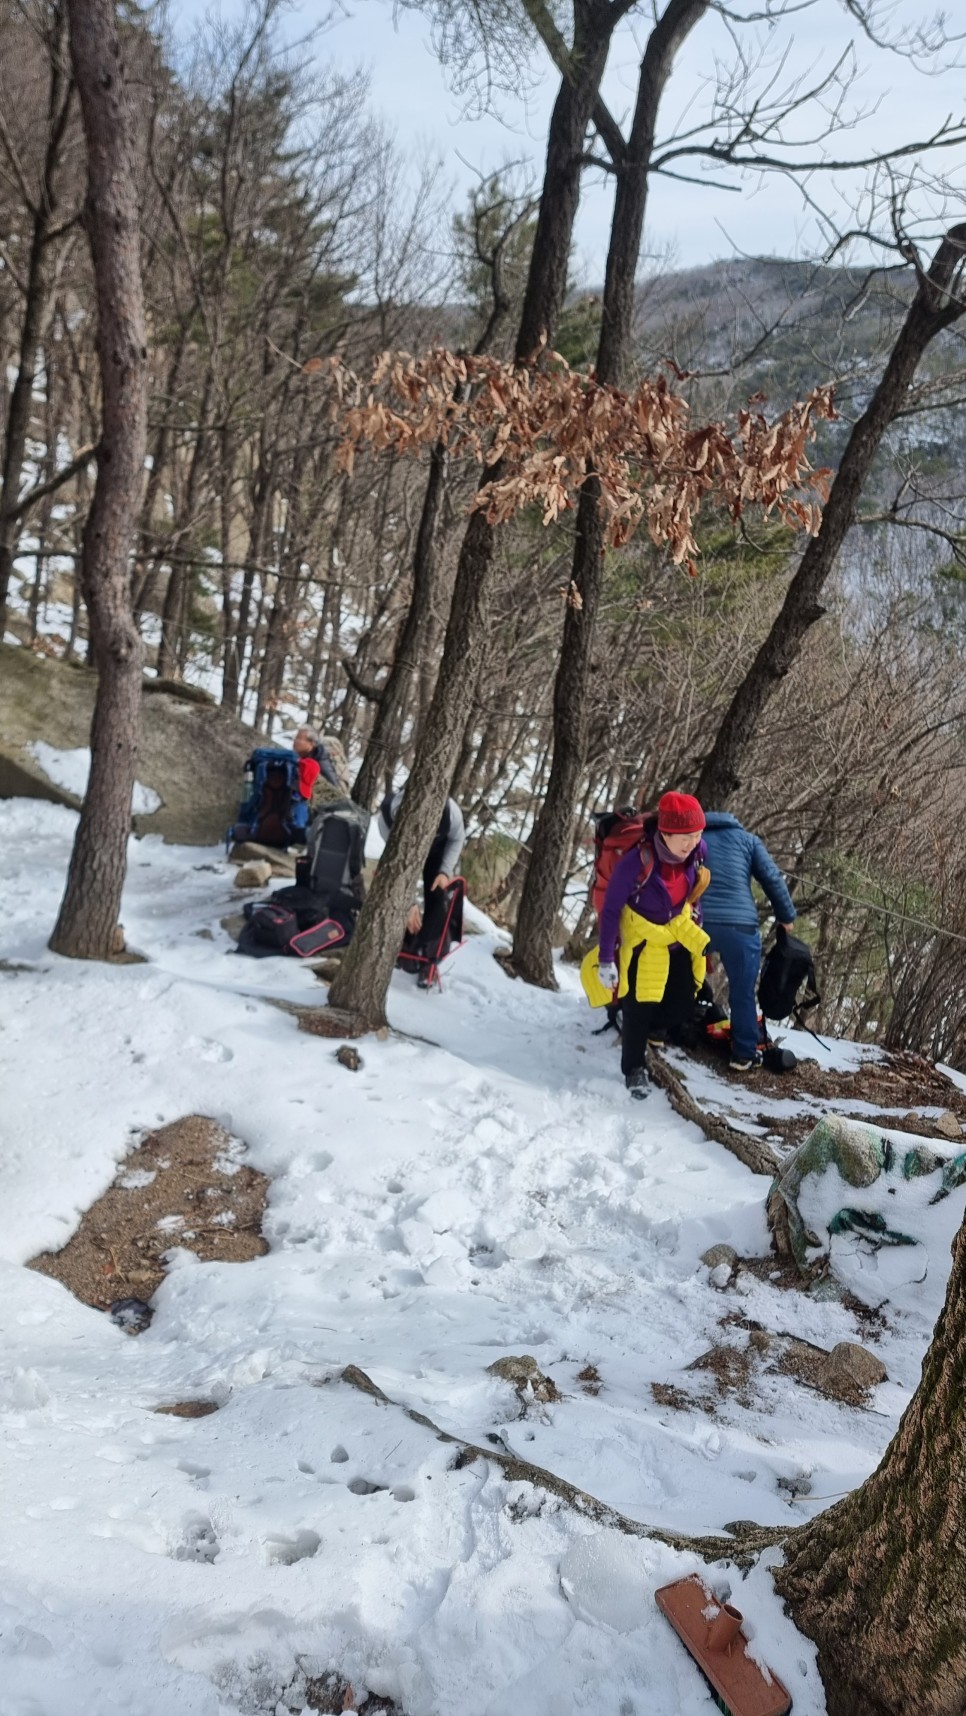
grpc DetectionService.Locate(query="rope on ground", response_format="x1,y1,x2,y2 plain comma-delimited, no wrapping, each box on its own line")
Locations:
647,1048,781,1179
338,1364,793,1566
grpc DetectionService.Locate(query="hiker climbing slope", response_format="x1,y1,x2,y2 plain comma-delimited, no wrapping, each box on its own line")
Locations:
701,811,796,1072
586,792,710,1100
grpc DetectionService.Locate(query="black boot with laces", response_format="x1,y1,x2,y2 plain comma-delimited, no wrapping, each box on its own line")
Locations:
625,1066,650,1101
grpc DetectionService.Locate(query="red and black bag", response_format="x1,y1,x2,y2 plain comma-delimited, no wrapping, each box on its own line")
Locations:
246,901,299,950
288,920,346,958
396,878,466,989
236,899,347,960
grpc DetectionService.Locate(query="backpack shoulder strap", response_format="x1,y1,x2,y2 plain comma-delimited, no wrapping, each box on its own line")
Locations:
637,838,655,890
688,863,711,906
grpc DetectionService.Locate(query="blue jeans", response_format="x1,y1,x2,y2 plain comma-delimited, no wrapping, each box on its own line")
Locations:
706,924,762,1062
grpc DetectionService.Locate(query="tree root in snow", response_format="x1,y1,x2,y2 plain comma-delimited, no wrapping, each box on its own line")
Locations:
338,1364,793,1566
648,1048,781,1179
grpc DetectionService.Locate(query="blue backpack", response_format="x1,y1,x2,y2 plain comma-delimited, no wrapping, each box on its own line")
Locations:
231,749,310,848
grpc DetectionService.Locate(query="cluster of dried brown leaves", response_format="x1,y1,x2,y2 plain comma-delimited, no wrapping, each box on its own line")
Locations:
322,346,836,572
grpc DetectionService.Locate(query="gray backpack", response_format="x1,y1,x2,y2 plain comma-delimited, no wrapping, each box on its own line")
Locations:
306,796,369,902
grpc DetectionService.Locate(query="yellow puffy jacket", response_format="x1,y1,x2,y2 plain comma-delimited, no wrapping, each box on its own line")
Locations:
581,903,709,1008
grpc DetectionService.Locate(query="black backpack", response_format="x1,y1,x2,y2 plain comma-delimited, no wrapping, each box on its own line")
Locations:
242,900,299,952
758,925,820,1023
306,797,368,902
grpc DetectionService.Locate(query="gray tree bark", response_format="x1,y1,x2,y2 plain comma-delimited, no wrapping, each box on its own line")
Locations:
329,0,621,1027
0,1,73,632
512,0,710,988
49,0,149,960
777,1206,966,1716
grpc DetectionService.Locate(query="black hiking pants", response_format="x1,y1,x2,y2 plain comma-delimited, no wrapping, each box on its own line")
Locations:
411,833,455,957
621,945,697,1078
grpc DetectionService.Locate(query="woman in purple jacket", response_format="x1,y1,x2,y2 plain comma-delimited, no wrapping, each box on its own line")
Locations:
597,791,708,1099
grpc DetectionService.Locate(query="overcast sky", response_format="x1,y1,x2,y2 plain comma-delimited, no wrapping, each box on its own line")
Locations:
168,0,966,277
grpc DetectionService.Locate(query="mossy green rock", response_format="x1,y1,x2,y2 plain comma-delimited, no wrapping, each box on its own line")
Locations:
770,1115,892,1271
903,1144,945,1180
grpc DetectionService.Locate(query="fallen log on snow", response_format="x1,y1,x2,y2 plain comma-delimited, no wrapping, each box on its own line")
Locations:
647,1048,780,1178
338,1363,791,1567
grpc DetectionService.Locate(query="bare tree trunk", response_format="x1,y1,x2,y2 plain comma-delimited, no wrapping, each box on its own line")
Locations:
352,437,447,809
329,1,616,1027
49,0,148,960
696,224,966,808
776,1208,966,1716
352,201,527,811
512,0,709,988
0,2,72,631
223,380,273,710
157,373,212,679
132,323,189,617
255,457,307,731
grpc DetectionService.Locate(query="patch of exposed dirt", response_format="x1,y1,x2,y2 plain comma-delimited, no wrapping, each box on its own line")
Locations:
153,1400,221,1418
688,1337,760,1409
682,1041,966,1154
300,1673,401,1714
730,1259,889,1336
28,1115,269,1313
654,1310,887,1418
487,1353,561,1404
576,1363,602,1396
650,1380,711,1416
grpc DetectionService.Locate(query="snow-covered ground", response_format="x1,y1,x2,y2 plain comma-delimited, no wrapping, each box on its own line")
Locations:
0,798,959,1716
29,742,163,816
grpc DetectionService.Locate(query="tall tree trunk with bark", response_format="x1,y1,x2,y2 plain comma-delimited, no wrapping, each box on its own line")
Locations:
352,202,529,811
157,373,212,680
352,436,448,810
49,0,148,960
0,2,73,632
329,0,618,1027
776,1208,966,1716
696,224,966,809
511,0,709,988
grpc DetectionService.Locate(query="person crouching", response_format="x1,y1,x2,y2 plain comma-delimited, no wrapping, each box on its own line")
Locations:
591,791,710,1100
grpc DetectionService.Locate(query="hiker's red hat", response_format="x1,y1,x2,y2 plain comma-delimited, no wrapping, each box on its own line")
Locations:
657,791,705,834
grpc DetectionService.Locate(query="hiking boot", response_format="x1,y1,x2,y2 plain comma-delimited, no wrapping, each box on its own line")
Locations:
729,1054,762,1073
416,969,432,990
625,1067,650,1101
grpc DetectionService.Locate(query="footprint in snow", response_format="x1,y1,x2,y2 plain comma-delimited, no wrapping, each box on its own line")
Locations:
186,1037,234,1064
172,1513,219,1562
263,1527,320,1565
347,1477,415,1501
177,1459,211,1489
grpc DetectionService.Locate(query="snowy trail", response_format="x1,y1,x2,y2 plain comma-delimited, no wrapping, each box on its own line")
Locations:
0,800,952,1715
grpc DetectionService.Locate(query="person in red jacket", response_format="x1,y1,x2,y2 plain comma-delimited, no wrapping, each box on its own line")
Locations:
292,726,339,800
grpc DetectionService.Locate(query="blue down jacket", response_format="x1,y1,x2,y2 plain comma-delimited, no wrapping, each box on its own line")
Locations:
701,812,796,928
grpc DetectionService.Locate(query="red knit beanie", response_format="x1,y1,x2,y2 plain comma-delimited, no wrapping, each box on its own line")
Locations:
657,791,705,834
